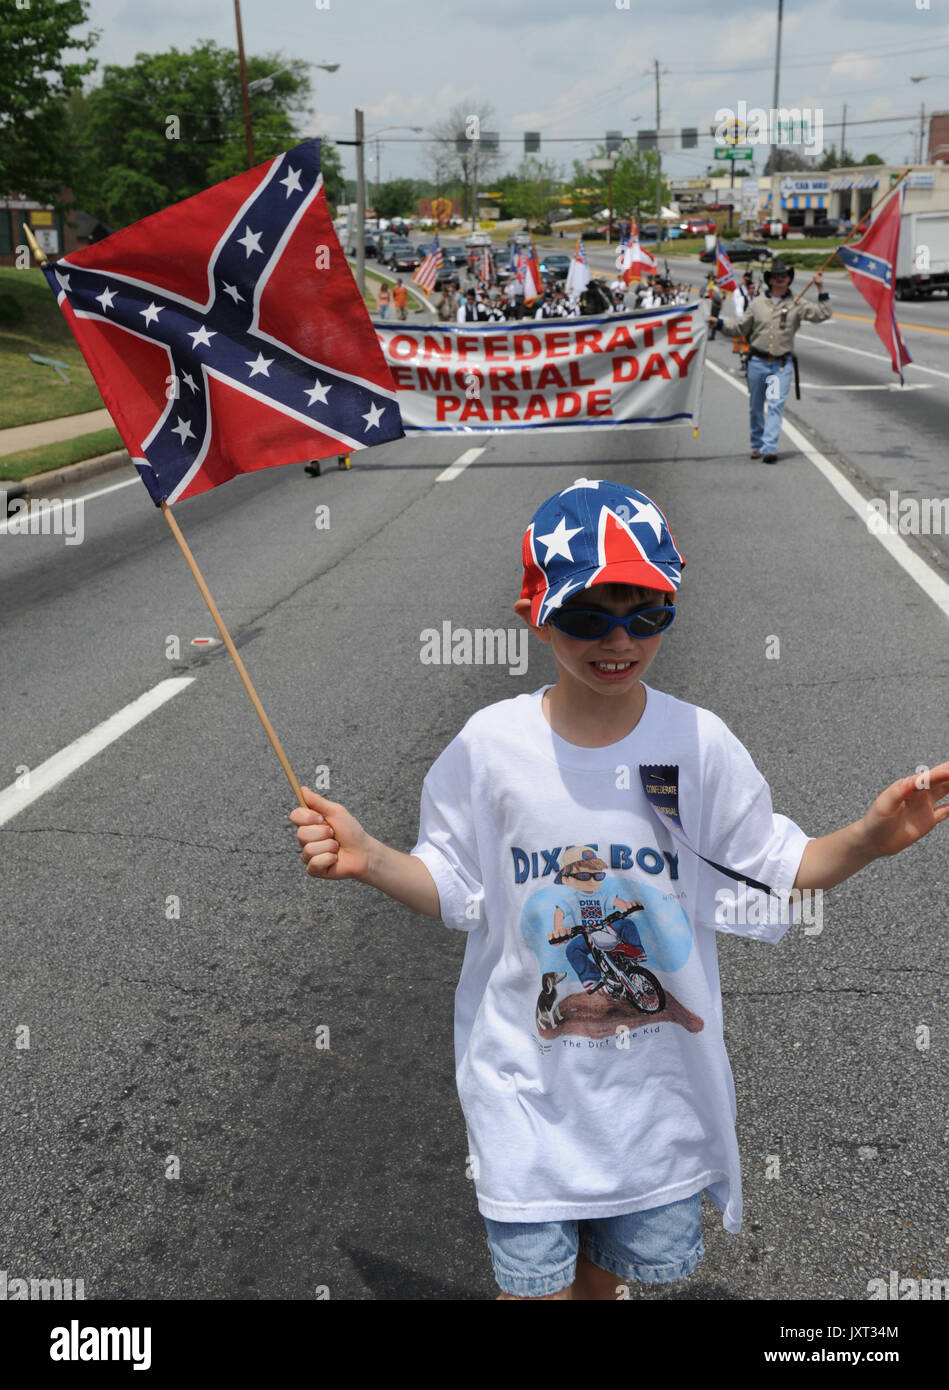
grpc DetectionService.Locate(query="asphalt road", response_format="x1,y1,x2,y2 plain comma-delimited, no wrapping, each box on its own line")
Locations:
2,320,948,1303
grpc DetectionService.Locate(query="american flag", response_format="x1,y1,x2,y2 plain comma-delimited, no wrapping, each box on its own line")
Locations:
837,184,912,383
412,233,443,295
41,139,402,505
478,246,494,285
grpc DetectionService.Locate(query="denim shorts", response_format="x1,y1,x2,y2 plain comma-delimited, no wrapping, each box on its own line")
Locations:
483,1191,703,1298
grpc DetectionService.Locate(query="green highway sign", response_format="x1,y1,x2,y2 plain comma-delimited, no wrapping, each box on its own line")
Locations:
714,146,754,161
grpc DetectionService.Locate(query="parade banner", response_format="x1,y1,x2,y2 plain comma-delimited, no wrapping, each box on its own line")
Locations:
373,304,707,434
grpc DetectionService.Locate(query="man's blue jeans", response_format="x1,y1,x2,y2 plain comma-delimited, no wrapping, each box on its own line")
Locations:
747,354,792,454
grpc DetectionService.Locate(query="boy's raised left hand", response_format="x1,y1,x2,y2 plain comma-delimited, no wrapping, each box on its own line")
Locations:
858,762,949,858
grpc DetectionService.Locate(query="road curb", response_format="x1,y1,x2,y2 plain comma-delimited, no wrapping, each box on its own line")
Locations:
22,449,133,498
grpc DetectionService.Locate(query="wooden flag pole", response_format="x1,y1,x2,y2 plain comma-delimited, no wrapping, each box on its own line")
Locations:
24,223,306,808
791,168,912,306
159,502,305,806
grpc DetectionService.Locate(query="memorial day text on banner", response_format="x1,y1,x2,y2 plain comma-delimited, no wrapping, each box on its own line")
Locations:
373,304,708,434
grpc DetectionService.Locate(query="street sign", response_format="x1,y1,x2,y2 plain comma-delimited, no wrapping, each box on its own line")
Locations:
714,146,753,161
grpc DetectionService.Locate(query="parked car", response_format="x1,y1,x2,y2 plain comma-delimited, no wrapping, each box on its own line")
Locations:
666,226,685,240
639,223,658,241
802,219,847,238
680,218,717,236
348,235,379,258
699,238,771,264
754,219,789,239
464,231,493,247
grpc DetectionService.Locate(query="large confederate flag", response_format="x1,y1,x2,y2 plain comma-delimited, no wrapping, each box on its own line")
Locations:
43,139,404,504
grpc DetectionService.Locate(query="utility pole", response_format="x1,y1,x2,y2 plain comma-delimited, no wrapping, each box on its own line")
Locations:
234,0,254,171
355,108,366,297
768,0,784,183
471,139,479,233
654,58,662,251
607,162,614,245
376,137,382,204
841,103,847,165
919,102,926,164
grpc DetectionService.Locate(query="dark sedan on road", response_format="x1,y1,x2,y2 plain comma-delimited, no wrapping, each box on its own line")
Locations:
538,253,571,280
389,247,421,272
699,239,771,264
383,239,416,265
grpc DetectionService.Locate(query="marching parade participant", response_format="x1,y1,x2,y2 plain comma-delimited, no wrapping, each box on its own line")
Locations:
457,287,490,322
732,270,756,316
714,261,832,464
705,272,724,340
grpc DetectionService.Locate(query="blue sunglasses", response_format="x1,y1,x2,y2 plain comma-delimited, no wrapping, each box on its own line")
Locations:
549,604,676,641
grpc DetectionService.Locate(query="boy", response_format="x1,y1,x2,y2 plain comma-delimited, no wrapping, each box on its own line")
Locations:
290,479,949,1301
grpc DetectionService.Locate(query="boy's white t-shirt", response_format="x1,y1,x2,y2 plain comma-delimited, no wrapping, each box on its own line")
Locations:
410,683,811,1233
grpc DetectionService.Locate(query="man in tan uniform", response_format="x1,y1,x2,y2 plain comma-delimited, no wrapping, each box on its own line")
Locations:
714,261,832,463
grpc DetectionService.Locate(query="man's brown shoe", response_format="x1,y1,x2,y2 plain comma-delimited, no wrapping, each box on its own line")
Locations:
763,453,778,464
750,449,761,459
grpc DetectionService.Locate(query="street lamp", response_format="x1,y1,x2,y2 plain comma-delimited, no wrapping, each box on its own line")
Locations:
365,126,424,204
232,0,340,170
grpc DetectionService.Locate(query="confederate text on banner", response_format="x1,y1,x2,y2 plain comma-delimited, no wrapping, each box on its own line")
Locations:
372,303,707,434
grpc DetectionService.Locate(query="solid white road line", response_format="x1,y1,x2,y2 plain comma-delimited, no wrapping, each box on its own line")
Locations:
436,447,485,482
790,383,933,391
705,358,949,626
796,332,949,383
0,476,139,535
0,677,195,826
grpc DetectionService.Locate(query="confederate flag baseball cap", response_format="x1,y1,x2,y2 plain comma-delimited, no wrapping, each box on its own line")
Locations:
519,478,685,626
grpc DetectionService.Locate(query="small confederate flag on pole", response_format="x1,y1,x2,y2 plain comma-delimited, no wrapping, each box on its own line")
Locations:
42,139,404,505
837,183,912,383
714,238,737,292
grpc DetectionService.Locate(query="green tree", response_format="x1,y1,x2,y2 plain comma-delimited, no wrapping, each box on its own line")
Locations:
500,158,564,228
860,153,885,166
68,40,312,227
0,0,98,206
567,143,665,222
816,144,858,171
374,178,417,220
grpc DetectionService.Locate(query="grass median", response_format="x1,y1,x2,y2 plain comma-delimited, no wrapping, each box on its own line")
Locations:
0,426,124,483
0,267,106,429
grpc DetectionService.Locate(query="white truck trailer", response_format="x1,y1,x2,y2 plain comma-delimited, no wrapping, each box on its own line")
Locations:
895,208,949,300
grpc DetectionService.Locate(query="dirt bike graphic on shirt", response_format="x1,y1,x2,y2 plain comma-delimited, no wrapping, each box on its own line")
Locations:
519,853,703,1042
548,904,667,1015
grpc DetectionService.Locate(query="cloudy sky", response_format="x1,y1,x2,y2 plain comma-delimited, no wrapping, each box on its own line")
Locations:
77,0,949,181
